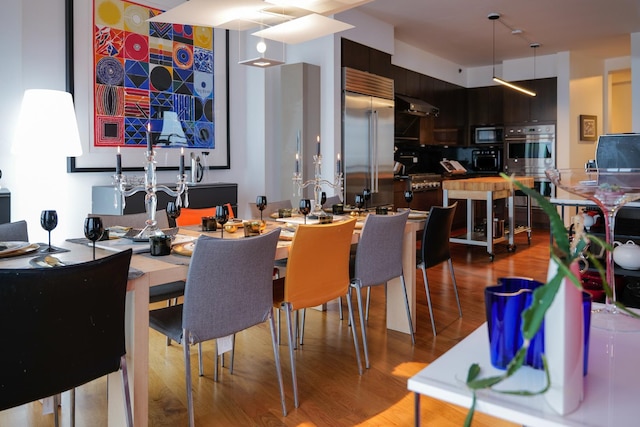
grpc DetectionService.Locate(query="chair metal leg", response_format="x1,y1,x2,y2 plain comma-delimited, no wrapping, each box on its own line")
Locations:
214,340,219,382
198,342,204,377
448,259,463,318
284,303,299,408
183,335,195,427
299,308,306,346
69,389,75,427
268,312,288,416
365,287,371,321
338,296,344,320
400,274,416,345
119,355,134,427
166,299,172,346
345,290,363,375
421,266,437,336
353,284,370,369
229,334,236,374
276,307,281,345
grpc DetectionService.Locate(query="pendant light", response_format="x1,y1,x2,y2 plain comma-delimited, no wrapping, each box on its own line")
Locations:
488,13,536,97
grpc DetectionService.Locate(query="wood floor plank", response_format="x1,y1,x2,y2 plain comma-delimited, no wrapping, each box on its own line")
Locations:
1,230,553,426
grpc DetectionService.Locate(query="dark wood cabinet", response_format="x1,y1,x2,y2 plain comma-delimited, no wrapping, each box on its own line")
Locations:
503,77,556,124
467,86,504,126
0,189,10,224
341,39,392,79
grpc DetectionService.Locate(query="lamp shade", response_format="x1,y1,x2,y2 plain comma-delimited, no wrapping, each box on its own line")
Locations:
12,89,83,157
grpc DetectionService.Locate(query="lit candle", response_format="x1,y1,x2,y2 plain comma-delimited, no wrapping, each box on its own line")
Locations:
146,123,152,152
179,148,185,175
116,146,122,175
295,152,300,174
336,153,341,172
316,135,321,156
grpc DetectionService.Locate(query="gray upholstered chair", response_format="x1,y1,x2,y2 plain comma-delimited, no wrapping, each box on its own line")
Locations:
349,210,414,369
0,249,133,427
248,198,293,219
418,203,462,336
0,220,29,241
148,230,286,425
323,194,342,209
91,209,170,229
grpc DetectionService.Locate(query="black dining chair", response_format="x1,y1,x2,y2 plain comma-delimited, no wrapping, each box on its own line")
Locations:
0,249,133,427
0,219,29,241
418,203,462,336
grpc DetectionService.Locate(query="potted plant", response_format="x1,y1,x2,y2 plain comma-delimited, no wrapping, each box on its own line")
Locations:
463,174,638,426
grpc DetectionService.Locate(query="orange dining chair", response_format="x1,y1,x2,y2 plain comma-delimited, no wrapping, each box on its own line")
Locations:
175,207,217,227
273,218,361,408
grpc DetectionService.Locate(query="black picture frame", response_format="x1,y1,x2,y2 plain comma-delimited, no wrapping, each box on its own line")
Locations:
65,0,230,172
579,114,597,142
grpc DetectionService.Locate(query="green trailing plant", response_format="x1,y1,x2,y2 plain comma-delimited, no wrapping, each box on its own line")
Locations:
462,173,629,426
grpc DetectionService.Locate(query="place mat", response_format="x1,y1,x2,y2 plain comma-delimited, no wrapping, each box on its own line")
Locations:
0,243,69,261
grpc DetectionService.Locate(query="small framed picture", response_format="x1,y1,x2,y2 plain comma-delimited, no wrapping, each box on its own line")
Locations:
580,115,597,142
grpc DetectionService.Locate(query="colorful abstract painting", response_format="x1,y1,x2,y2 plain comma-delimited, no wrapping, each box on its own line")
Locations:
93,0,215,149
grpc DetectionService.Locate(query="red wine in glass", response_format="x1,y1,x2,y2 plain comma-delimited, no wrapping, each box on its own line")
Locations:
299,199,311,224
256,195,267,222
40,210,58,252
215,205,229,238
84,216,104,260
166,201,181,226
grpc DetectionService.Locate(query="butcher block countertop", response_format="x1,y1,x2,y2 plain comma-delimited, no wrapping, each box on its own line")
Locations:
442,176,534,191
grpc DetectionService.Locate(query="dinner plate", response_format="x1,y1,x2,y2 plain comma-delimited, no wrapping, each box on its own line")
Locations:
123,227,179,242
29,255,71,268
173,241,195,257
0,241,40,258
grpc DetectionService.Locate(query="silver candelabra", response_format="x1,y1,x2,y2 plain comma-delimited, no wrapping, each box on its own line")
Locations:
114,146,189,238
293,151,343,216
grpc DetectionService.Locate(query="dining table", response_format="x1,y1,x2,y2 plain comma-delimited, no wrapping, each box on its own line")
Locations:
0,212,424,427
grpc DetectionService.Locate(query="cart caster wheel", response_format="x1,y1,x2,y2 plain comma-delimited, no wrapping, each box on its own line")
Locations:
489,253,495,262
507,245,516,253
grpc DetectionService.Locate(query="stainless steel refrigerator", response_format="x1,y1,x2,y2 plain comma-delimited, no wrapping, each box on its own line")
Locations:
342,67,395,209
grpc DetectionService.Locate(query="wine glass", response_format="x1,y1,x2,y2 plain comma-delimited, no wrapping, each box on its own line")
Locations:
84,217,104,260
546,167,640,331
363,188,371,211
215,205,229,238
354,194,365,215
320,192,327,209
166,201,181,226
404,190,414,210
299,199,311,224
256,195,267,222
40,210,58,252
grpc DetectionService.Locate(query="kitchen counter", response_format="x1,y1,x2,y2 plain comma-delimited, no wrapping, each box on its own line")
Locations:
442,176,533,260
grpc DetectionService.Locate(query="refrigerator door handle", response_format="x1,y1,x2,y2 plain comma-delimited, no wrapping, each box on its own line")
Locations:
371,110,379,193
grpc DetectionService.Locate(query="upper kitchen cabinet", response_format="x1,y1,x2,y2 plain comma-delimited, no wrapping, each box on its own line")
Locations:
341,39,392,79
503,77,557,124
392,65,421,98
432,78,467,145
467,85,503,126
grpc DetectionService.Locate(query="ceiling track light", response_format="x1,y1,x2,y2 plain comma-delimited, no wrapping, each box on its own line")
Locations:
488,12,536,97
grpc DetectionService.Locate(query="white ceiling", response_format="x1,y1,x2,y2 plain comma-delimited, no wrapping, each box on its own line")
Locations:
355,0,640,68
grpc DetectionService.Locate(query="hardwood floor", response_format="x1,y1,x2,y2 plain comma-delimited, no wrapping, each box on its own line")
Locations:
1,229,553,426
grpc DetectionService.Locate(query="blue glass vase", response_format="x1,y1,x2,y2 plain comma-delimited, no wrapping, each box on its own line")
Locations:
485,277,592,374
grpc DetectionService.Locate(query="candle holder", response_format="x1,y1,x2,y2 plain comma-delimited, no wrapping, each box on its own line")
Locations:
114,146,189,238
293,152,343,216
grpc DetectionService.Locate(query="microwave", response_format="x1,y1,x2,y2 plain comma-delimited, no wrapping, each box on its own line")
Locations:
474,127,504,144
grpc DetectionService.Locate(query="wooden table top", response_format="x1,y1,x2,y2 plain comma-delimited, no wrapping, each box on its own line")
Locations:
443,176,534,191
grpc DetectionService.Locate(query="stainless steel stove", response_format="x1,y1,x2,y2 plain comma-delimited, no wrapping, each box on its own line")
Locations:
409,174,442,191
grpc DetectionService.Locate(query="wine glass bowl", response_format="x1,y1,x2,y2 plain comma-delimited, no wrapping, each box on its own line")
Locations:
546,167,640,330
404,190,414,209
354,194,365,215
215,205,229,238
256,195,267,222
363,188,371,210
299,199,311,224
83,216,104,260
166,201,181,224
40,210,58,252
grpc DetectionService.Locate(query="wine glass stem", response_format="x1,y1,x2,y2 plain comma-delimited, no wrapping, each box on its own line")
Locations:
48,231,52,252
93,242,96,260
604,212,618,313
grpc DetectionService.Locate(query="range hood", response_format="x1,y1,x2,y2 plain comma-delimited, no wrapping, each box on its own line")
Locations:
395,94,439,117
